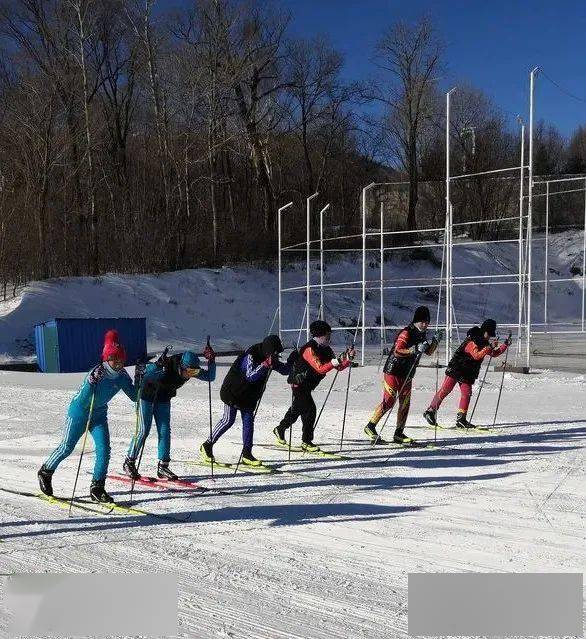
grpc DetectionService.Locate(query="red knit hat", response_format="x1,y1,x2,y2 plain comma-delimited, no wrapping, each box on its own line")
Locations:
102,329,127,363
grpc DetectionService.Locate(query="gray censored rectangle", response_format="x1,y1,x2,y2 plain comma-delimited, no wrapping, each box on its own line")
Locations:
408,573,583,637
4,573,178,637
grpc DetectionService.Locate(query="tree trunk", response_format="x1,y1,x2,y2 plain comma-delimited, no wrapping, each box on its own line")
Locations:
75,2,98,274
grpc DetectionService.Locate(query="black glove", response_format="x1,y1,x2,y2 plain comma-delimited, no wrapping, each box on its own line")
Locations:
286,349,299,366
154,346,171,368
350,361,360,368
88,364,106,385
134,360,147,387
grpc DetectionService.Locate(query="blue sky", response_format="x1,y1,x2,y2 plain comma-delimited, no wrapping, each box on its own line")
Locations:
169,0,586,137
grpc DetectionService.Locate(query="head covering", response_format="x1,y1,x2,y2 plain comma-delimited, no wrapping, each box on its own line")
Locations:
262,335,284,357
412,306,431,324
181,351,200,369
309,320,332,338
102,329,126,363
480,319,497,337
467,326,482,339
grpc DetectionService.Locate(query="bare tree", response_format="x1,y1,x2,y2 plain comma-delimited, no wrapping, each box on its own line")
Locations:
374,16,443,231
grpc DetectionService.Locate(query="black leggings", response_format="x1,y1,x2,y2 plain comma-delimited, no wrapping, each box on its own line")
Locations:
279,388,317,443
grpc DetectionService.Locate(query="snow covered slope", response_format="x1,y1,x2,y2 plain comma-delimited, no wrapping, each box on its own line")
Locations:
0,230,583,362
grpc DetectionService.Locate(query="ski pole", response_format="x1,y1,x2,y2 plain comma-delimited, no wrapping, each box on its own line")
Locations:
131,345,169,503
469,352,494,424
69,388,96,516
206,336,214,480
296,304,307,350
287,388,294,462
313,369,339,435
339,318,361,452
492,332,512,428
267,306,279,335
374,353,421,447
233,369,272,476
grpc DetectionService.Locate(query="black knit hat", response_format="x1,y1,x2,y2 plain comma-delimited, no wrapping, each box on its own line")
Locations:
480,319,497,337
262,335,284,356
467,326,482,339
309,320,332,338
412,306,431,323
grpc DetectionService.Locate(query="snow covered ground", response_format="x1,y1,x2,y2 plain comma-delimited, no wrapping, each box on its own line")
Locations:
0,361,584,638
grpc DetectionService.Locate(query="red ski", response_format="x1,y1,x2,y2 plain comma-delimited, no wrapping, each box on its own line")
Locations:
107,474,207,492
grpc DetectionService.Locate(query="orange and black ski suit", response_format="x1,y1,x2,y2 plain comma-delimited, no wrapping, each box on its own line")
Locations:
369,324,437,431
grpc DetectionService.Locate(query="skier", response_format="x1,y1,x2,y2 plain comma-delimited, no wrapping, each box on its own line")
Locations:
199,335,293,466
363,306,440,445
423,318,511,429
123,345,216,480
273,320,354,452
37,330,136,503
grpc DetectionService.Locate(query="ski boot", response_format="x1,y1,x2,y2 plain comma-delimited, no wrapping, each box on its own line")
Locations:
456,413,476,429
157,461,178,480
423,408,438,426
37,465,54,496
199,441,215,463
90,480,114,504
241,448,263,467
273,426,287,446
393,429,413,445
301,441,320,453
364,422,387,445
123,457,141,480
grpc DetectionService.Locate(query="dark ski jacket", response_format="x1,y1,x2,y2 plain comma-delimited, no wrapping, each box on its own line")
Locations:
287,339,342,392
221,343,289,410
383,323,433,379
141,353,215,403
446,330,507,384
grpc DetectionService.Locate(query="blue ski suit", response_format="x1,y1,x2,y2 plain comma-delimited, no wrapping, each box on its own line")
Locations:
127,354,216,462
44,363,137,481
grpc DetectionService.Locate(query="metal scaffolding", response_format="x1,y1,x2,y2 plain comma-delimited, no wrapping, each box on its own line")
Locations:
276,69,586,368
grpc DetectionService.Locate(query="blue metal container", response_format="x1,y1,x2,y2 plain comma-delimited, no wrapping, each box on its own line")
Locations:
34,318,147,373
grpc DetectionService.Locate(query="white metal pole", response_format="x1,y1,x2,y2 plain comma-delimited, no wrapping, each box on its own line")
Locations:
445,88,455,365
544,181,549,328
526,67,539,369
306,192,318,341
582,179,586,331
517,122,525,356
361,182,375,365
380,201,384,354
278,201,293,341
319,203,330,320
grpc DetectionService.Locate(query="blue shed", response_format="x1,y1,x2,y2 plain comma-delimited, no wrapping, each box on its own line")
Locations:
34,318,147,373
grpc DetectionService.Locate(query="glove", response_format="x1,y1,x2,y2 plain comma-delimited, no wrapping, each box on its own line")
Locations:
203,345,215,362
331,352,346,367
286,349,299,366
504,335,512,347
88,364,106,385
346,347,356,361
416,341,429,353
350,361,360,368
488,336,499,347
134,361,146,387
263,356,275,368
155,346,171,368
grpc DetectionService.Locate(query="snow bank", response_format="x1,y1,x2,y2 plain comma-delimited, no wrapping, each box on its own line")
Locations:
0,230,583,361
